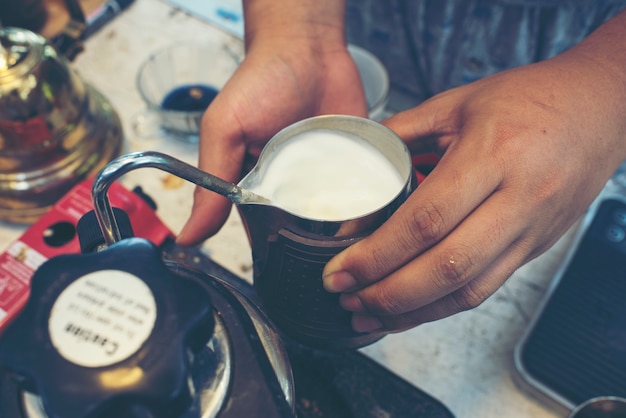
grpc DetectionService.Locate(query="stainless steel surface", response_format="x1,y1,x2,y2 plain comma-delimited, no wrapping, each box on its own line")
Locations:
569,397,626,418
162,244,295,411
237,114,414,239
0,27,122,223
193,314,232,418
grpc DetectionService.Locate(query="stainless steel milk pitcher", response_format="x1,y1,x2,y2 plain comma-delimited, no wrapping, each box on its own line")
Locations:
237,115,416,348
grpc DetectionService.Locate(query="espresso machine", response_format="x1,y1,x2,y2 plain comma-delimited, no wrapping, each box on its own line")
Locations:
0,176,454,418
0,130,454,418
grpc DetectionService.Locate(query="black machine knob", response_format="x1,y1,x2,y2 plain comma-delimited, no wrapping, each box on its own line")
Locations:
76,208,135,253
0,237,214,418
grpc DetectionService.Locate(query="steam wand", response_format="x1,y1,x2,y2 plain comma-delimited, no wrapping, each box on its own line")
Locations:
91,150,271,246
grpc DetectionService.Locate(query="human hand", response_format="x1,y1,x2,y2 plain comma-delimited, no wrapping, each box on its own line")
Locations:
177,39,367,245
322,52,626,333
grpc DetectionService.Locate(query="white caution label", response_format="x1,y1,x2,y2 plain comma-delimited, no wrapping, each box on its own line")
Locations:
48,270,157,367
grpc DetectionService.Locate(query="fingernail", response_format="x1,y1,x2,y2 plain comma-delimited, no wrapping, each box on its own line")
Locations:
352,314,383,333
339,293,365,312
322,271,357,293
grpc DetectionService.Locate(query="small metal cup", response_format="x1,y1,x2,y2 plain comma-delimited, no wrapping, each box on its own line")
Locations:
569,397,626,418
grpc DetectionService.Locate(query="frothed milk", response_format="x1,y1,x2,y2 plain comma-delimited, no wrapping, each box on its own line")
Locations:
248,128,405,220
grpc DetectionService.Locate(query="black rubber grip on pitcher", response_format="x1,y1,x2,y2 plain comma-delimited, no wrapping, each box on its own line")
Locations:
254,228,384,349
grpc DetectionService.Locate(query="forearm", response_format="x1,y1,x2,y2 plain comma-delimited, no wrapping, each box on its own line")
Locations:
558,10,626,158
571,10,626,78
242,0,347,49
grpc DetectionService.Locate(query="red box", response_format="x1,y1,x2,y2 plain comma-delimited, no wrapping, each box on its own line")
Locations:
0,179,173,333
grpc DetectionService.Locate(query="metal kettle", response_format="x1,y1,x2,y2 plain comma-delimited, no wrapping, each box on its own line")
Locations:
0,27,123,224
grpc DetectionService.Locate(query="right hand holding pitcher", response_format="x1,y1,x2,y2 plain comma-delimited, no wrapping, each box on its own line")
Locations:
322,38,626,332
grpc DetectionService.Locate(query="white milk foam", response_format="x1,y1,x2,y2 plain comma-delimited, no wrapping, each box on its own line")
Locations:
248,129,405,221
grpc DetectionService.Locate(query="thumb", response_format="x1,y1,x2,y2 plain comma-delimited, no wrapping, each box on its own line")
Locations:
176,116,248,246
176,189,233,246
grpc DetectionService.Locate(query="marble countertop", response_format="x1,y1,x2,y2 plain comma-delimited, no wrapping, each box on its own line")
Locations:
0,1,582,416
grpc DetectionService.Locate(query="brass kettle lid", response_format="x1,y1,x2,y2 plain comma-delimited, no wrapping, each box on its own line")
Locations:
0,27,46,82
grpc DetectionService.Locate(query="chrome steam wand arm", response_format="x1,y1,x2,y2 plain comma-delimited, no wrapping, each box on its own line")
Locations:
91,150,268,247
